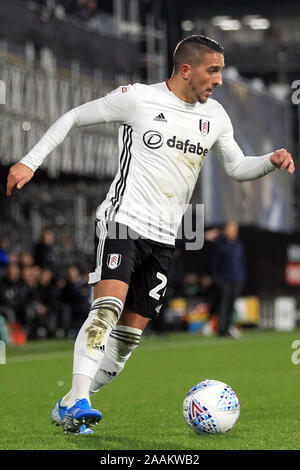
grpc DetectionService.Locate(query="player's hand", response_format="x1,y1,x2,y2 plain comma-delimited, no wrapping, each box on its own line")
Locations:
6,162,34,196
270,149,295,175
204,228,221,242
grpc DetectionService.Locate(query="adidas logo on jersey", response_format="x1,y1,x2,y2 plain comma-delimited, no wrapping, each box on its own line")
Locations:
154,113,167,122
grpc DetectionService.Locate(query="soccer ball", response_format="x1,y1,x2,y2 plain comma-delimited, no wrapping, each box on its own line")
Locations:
183,379,240,434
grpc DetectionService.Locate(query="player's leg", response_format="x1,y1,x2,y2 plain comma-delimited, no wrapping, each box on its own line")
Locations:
217,281,231,336
54,278,128,433
89,239,174,395
227,282,243,338
56,221,137,433
67,279,128,403
89,308,150,395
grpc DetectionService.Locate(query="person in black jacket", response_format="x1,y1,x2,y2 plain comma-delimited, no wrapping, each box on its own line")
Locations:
210,220,247,337
61,265,91,336
0,262,27,324
33,228,59,278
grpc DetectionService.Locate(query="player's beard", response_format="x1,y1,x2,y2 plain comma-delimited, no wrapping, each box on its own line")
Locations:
188,79,208,104
197,95,208,104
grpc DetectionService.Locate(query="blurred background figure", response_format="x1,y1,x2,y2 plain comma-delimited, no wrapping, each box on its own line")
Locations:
38,267,61,335
20,264,59,339
0,262,26,323
211,221,247,338
21,264,47,339
198,274,221,321
61,264,91,338
183,272,201,298
0,238,10,276
33,228,59,278
19,251,34,269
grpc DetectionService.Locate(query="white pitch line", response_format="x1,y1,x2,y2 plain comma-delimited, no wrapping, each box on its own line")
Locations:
138,333,269,352
5,333,272,364
6,350,74,364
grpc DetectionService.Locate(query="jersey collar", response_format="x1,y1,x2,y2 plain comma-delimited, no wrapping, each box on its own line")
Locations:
165,79,199,107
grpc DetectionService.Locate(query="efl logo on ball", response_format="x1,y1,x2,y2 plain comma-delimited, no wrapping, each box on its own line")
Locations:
183,379,240,434
107,253,122,270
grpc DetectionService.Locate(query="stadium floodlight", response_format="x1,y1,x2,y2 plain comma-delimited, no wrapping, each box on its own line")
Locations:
243,15,271,30
211,16,241,31
219,20,241,31
242,15,261,25
249,18,270,30
211,16,231,26
181,20,195,32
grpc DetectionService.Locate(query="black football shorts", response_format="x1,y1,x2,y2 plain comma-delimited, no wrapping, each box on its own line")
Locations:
88,220,175,319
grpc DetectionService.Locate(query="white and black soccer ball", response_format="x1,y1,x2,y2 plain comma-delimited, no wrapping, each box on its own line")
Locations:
183,379,240,434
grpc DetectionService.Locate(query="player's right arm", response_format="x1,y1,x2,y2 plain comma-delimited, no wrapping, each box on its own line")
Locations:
6,163,34,196
6,85,137,196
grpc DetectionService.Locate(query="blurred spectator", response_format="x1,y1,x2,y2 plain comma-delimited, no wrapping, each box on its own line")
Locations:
33,228,59,277
0,238,10,272
21,264,54,339
39,268,61,307
198,275,221,317
22,265,42,303
210,220,247,337
0,262,28,324
8,252,20,265
183,272,201,298
38,268,61,335
61,264,91,336
19,251,35,268
62,234,77,266
0,235,93,339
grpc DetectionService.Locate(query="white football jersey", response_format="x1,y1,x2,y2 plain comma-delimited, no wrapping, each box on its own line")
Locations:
20,80,275,245
93,81,274,244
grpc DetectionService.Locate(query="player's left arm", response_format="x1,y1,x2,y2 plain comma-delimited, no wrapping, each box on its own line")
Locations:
212,109,295,181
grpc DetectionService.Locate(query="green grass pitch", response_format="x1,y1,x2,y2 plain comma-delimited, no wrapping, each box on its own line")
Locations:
1,329,300,450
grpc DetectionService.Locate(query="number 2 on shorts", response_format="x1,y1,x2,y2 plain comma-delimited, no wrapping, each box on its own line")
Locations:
149,272,167,300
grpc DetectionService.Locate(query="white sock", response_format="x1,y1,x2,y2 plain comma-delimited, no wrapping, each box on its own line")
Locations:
61,374,92,407
90,325,142,395
66,296,123,406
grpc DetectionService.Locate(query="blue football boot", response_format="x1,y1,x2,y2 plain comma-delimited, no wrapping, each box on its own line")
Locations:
52,399,95,435
51,399,67,426
63,398,102,434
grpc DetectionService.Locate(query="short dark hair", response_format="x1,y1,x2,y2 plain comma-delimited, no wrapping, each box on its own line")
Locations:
173,35,224,74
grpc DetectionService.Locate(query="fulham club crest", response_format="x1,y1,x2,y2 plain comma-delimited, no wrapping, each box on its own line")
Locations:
199,119,210,136
107,253,122,270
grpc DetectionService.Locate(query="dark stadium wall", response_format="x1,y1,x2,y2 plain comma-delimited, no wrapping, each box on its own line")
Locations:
0,0,138,77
